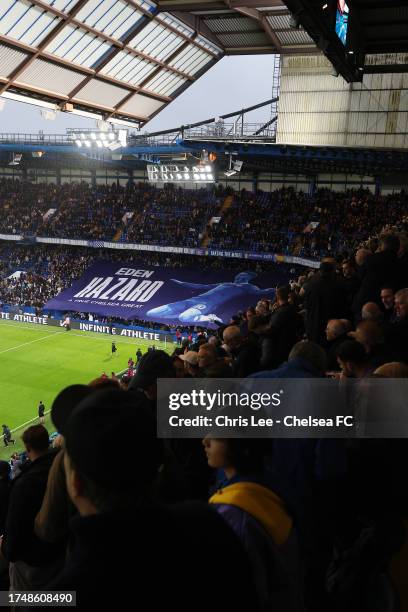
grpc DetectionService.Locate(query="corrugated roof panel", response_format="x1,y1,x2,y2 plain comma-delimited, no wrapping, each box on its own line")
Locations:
159,74,186,96
217,32,271,47
16,58,85,95
278,30,314,45
160,13,194,37
266,14,291,30
205,16,258,33
144,69,186,96
45,25,111,67
195,34,222,55
118,92,164,117
75,0,144,41
73,78,129,107
168,44,211,76
133,0,157,13
100,51,156,85
128,21,184,61
40,0,78,12
0,43,29,79
0,0,61,47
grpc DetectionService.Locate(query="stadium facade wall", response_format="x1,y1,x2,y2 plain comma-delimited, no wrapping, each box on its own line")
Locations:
277,54,408,148
0,166,398,192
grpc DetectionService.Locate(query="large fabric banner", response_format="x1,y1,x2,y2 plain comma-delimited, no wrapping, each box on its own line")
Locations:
45,261,279,327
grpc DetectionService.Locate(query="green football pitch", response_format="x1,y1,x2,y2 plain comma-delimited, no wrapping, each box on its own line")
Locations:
0,320,170,460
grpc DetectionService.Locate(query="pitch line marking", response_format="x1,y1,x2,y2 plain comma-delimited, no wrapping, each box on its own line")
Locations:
0,331,65,355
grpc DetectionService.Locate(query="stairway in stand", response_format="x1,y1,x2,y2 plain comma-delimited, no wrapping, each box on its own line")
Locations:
113,227,123,242
200,194,234,247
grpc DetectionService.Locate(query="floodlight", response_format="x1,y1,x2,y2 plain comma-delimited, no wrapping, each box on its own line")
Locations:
75,140,82,147
118,130,127,146
224,170,236,177
107,142,122,151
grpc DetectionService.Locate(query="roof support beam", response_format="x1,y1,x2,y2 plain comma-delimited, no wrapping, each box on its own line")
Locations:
260,15,283,52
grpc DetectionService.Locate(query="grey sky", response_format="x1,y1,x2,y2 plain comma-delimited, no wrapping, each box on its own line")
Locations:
0,55,276,135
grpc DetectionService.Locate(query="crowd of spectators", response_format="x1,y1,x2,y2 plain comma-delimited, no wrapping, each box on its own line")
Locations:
1,220,408,608
122,185,221,246
207,188,408,258
0,179,223,245
1,179,408,262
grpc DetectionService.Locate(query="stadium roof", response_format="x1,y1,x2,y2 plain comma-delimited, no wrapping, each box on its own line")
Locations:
0,0,316,127
157,0,316,56
0,0,224,126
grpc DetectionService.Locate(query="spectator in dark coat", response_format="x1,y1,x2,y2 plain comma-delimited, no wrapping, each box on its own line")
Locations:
222,325,260,377
304,262,349,346
341,260,360,305
387,288,408,363
0,461,11,536
380,286,397,323
325,319,349,371
352,233,402,320
47,389,259,610
352,320,394,369
258,286,304,369
1,425,63,591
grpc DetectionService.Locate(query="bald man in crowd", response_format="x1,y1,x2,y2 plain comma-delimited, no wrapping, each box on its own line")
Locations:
223,325,260,377
325,319,348,370
361,302,384,323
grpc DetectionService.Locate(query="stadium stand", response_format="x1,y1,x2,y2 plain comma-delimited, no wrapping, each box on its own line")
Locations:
1,181,408,259
1,184,408,609
1,0,408,604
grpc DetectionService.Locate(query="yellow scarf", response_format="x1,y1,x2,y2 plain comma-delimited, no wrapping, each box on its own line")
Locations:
210,481,292,546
